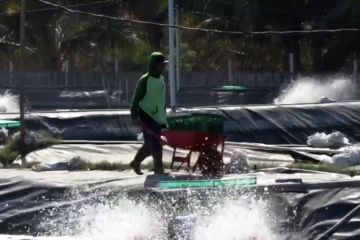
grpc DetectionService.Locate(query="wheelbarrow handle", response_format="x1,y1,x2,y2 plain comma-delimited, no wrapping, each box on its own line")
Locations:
139,122,168,145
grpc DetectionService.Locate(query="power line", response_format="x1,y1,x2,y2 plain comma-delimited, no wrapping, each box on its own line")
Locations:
37,0,359,36
28,0,113,13
0,39,34,52
0,0,113,15
0,1,114,51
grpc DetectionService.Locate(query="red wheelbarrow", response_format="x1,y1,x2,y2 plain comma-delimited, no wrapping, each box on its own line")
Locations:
161,130,225,175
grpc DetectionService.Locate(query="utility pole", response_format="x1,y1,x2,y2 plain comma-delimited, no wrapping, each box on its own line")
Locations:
228,59,233,84
19,0,26,162
175,4,181,92
168,0,176,110
289,53,295,83
354,55,358,85
9,61,14,85
65,59,69,89
114,59,120,107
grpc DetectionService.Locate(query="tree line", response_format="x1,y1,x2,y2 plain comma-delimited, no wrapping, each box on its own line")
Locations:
0,0,359,73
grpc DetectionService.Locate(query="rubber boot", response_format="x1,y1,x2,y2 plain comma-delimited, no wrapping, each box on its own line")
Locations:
130,144,150,175
152,147,166,175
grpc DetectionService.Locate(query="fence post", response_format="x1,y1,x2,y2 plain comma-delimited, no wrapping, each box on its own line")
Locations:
9,61,14,86
114,59,120,107
289,53,295,83
354,57,358,85
65,59,69,89
107,73,110,109
228,59,233,84
125,78,129,105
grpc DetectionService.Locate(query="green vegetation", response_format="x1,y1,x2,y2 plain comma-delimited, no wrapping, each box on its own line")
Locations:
4,153,173,172
0,141,19,166
290,163,360,176
1,143,359,175
253,162,360,176
85,160,172,172
0,131,59,166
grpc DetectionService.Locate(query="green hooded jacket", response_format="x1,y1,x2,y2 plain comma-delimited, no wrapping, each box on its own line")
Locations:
130,52,167,125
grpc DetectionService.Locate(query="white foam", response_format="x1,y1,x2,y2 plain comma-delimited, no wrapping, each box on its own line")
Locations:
39,198,165,240
0,91,19,113
0,235,76,240
225,150,249,174
193,198,281,240
7,195,282,240
331,146,360,167
76,199,164,240
274,77,356,104
307,132,350,148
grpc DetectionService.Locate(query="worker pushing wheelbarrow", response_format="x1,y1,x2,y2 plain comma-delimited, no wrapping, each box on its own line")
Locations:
129,52,225,176
132,111,225,176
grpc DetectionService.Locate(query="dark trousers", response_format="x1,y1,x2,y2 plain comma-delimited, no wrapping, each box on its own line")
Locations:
132,108,164,172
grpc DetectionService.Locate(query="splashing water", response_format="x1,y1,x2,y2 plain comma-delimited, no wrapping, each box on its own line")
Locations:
274,77,356,104
76,199,164,240
193,198,281,240
9,192,283,240
39,198,166,240
0,91,19,113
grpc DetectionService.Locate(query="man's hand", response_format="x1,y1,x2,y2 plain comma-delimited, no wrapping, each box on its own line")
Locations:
160,124,168,132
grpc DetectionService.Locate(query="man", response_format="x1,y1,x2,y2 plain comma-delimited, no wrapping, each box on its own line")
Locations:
130,52,168,175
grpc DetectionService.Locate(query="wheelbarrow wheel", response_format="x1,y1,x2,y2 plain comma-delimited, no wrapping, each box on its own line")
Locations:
196,149,222,176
